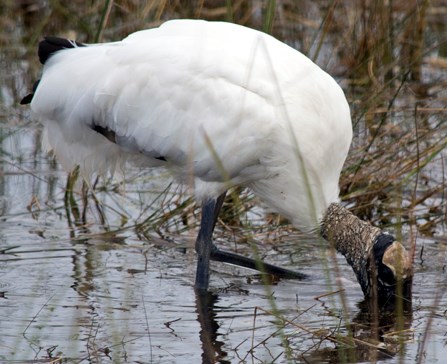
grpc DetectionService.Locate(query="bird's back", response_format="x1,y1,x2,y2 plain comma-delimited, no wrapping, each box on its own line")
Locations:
30,19,352,232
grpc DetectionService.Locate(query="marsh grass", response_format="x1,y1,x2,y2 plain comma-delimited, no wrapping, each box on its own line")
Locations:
2,0,446,362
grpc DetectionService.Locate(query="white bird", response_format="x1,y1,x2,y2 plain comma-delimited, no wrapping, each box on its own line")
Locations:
22,19,412,301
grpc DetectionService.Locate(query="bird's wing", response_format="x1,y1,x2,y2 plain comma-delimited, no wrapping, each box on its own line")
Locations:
31,21,289,181
31,19,351,211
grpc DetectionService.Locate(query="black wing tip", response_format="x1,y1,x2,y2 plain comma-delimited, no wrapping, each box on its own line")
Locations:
22,37,86,105
20,80,40,105
20,94,34,105
21,37,86,105
38,36,86,65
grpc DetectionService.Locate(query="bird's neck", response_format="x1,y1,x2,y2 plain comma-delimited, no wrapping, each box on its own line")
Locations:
320,203,382,296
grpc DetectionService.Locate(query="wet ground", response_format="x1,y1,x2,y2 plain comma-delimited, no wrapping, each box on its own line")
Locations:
1,1,447,363
0,124,446,363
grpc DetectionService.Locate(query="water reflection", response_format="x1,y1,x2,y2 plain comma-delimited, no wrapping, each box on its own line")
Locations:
194,279,414,364
195,290,230,364
0,154,443,363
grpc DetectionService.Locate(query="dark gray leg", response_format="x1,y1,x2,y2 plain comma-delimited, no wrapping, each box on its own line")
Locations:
195,193,226,290
194,192,307,291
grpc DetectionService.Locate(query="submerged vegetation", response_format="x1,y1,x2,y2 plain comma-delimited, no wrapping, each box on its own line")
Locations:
1,0,446,363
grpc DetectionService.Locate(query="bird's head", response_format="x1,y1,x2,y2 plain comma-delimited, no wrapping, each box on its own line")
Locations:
368,233,413,305
321,203,413,307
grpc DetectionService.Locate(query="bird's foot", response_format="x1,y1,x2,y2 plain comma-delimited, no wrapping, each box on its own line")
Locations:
210,247,307,280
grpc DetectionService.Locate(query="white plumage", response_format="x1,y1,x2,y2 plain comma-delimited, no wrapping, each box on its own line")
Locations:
30,19,352,235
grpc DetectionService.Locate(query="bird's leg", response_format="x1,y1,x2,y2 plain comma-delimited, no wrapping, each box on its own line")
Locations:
195,192,307,291
195,192,227,291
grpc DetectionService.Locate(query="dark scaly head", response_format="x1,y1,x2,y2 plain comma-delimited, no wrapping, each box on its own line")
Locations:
368,232,412,304
321,203,413,306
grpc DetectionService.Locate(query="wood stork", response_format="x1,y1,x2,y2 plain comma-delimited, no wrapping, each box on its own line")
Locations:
21,19,412,301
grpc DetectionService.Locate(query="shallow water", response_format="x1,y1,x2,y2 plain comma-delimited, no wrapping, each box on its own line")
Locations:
1,2,447,363
0,134,446,363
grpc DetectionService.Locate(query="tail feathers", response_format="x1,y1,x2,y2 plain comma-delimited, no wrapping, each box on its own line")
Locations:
20,80,40,105
38,36,86,65
20,36,86,105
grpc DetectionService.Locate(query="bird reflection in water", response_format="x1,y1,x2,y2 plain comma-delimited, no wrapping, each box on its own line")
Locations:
194,285,412,364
